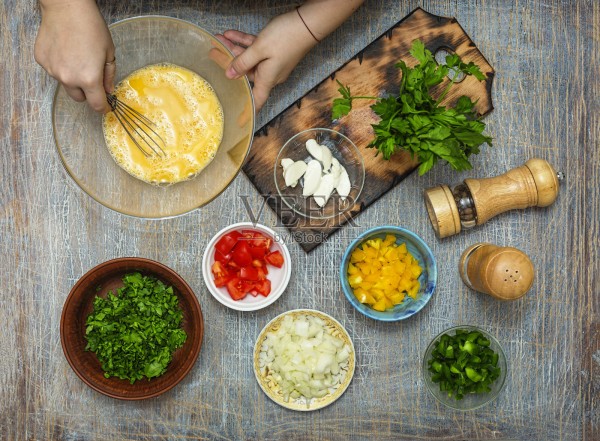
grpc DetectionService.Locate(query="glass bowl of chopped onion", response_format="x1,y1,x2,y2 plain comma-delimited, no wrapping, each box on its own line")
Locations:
274,128,365,220
422,325,507,410
340,226,437,321
253,309,355,411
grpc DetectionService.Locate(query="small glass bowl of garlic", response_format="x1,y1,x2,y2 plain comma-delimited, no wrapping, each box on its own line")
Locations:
274,128,365,219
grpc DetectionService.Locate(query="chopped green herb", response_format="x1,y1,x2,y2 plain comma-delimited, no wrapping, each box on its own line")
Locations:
332,39,493,175
427,329,501,400
85,272,187,384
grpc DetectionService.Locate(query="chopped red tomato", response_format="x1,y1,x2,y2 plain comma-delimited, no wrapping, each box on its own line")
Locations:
211,228,285,301
214,251,232,265
256,266,268,280
265,251,284,268
215,231,242,259
211,261,228,277
249,245,268,259
239,266,259,281
214,275,231,288
243,281,260,297
226,277,247,301
211,261,233,287
242,279,271,297
254,279,271,296
242,230,272,249
232,241,253,267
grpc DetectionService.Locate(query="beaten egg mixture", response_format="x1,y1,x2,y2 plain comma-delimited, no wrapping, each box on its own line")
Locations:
103,63,224,184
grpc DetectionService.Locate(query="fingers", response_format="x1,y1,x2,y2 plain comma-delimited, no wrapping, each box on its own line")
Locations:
64,85,86,102
214,34,246,57
83,82,111,113
226,45,265,80
212,37,255,82
103,56,116,94
251,79,274,113
210,46,256,81
221,30,261,80
84,53,115,113
222,30,256,47
63,76,110,113
213,34,235,51
52,55,113,113
217,29,274,111
208,46,231,71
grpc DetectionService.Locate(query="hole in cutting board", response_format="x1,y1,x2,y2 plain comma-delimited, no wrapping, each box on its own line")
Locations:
434,47,466,83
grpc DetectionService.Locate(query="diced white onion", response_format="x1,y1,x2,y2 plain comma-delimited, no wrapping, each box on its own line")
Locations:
258,314,352,403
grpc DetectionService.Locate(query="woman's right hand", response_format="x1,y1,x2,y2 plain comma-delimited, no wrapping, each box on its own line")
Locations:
35,0,116,113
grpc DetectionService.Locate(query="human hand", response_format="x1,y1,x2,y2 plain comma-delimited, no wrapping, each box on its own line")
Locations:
34,0,115,113
215,10,317,112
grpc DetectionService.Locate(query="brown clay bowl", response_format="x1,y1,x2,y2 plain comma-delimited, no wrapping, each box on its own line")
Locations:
60,257,204,400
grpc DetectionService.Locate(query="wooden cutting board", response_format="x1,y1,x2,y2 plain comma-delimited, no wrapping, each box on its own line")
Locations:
242,7,494,252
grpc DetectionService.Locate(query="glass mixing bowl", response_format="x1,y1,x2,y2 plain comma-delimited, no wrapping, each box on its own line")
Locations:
422,325,507,410
52,16,254,218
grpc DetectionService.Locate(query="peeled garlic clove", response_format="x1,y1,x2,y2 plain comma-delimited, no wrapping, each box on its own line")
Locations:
306,139,323,161
320,145,333,172
313,174,335,207
336,166,351,201
302,160,322,197
330,158,342,186
284,161,307,187
281,158,294,173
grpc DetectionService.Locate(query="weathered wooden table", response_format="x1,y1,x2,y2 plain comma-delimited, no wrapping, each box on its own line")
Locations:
1,1,597,440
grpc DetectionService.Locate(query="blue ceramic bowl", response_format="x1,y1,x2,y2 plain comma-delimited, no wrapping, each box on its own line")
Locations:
340,226,437,321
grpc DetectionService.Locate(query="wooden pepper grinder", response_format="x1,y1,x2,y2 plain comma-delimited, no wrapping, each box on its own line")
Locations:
459,243,535,300
424,158,562,238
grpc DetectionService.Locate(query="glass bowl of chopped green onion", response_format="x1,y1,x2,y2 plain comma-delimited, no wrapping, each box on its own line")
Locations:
422,325,507,410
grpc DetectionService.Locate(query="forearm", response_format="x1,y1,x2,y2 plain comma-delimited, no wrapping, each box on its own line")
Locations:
298,0,364,41
38,0,97,14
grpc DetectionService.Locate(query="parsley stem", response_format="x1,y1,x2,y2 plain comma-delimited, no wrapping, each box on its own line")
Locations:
434,76,457,108
346,96,378,100
387,109,402,131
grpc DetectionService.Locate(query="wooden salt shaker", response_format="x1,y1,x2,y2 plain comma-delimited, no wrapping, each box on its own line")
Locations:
459,243,535,300
424,158,562,238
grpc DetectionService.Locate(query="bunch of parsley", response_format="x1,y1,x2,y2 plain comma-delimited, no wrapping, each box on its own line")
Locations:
332,40,493,175
85,273,187,384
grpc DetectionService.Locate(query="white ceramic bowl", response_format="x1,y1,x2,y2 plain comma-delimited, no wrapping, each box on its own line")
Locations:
202,222,291,311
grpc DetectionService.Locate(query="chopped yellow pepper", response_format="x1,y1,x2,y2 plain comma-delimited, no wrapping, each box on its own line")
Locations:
347,235,423,311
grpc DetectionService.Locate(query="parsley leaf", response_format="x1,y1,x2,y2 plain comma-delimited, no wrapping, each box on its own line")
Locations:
332,39,492,175
332,81,353,120
85,272,187,384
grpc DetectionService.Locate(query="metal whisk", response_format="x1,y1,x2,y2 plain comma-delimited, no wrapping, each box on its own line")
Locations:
106,93,166,158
